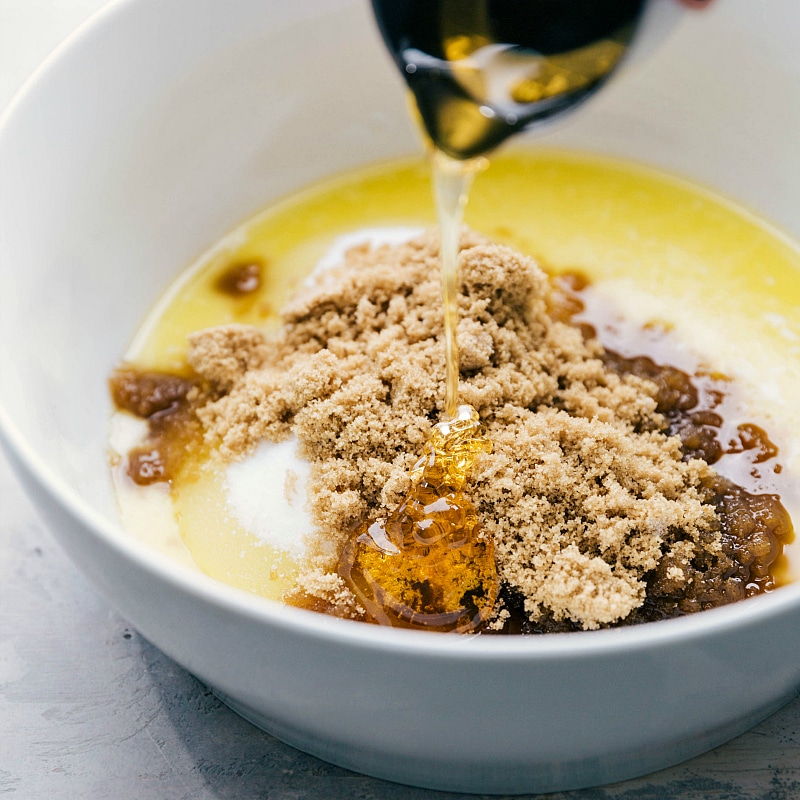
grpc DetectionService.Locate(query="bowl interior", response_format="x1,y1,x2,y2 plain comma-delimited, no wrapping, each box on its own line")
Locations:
1,0,799,561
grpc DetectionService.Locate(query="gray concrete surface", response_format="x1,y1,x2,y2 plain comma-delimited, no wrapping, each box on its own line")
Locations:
2,2,800,798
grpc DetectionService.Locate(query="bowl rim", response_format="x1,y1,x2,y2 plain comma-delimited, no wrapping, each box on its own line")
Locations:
2,0,800,663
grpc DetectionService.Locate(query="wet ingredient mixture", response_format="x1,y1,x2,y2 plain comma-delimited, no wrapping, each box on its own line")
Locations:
108,151,800,632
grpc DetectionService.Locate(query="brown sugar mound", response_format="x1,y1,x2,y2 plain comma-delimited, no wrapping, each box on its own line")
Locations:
188,230,722,631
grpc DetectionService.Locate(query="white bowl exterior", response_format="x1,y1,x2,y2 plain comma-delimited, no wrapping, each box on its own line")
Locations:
2,0,800,793
7,428,800,794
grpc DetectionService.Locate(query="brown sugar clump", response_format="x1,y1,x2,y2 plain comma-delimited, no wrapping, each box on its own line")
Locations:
187,324,270,391
187,230,730,630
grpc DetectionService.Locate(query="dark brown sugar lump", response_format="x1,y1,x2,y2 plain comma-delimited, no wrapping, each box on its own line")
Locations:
183,230,790,632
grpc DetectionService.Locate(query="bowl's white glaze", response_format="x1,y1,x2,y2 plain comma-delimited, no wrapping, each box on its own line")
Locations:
1,0,800,794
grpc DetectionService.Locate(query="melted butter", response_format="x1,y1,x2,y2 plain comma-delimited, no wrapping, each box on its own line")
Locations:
115,150,800,595
130,151,800,372
172,463,299,598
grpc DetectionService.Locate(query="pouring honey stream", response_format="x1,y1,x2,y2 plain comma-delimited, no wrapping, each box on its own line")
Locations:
336,152,498,632
338,0,655,630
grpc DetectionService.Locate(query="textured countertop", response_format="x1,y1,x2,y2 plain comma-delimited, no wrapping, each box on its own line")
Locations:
2,2,800,798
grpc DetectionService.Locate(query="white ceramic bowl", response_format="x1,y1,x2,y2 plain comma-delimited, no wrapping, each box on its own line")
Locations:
2,0,800,794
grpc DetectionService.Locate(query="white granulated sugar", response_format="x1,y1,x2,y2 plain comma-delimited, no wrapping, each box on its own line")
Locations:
108,411,149,455
225,437,313,556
